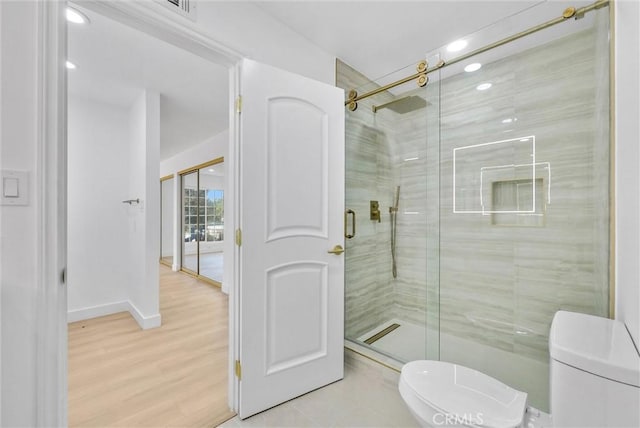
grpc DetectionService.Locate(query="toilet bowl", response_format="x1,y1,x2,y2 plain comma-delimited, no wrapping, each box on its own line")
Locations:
399,311,640,428
399,360,528,428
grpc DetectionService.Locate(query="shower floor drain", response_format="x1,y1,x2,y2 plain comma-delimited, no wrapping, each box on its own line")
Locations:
364,323,401,345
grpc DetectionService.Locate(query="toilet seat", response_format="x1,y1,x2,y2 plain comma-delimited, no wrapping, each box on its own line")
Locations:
400,360,528,428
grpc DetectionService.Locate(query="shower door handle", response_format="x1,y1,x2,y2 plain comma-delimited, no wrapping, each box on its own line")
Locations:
345,209,356,239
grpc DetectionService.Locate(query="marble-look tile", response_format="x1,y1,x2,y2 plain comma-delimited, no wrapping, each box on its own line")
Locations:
219,350,418,428
220,402,318,427
436,27,608,411
340,60,401,339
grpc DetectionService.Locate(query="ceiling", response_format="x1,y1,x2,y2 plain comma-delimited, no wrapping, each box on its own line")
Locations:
68,0,597,161
67,5,229,161
255,0,597,85
255,1,539,81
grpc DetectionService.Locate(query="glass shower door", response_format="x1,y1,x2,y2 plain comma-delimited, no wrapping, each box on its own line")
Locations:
432,5,611,411
340,0,611,414
339,60,439,364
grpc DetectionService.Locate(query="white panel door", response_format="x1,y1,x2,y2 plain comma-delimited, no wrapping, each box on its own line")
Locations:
238,59,345,418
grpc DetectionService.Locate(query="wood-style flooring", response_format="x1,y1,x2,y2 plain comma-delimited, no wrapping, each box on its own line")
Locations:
68,265,235,427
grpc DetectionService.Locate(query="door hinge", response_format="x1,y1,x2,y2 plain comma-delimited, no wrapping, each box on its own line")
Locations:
235,228,242,246
61,267,66,284
235,96,242,114
235,360,242,380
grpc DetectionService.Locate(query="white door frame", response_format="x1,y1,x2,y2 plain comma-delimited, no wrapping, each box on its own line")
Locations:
36,2,68,424
41,1,245,424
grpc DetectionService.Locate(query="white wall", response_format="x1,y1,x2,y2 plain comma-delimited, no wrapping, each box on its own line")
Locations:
615,0,640,347
196,2,335,85
160,130,228,176
67,96,131,319
0,3,38,425
127,91,161,328
0,3,3,421
67,92,161,329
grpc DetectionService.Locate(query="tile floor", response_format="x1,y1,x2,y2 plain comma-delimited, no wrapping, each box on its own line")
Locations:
219,350,418,427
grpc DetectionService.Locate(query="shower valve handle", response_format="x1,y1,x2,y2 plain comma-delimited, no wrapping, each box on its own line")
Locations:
370,201,381,223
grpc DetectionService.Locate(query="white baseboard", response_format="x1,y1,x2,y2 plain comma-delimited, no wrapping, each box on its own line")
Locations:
67,300,161,330
67,301,130,323
128,301,162,330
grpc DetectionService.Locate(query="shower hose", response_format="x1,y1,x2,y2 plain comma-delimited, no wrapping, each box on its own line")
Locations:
390,186,400,278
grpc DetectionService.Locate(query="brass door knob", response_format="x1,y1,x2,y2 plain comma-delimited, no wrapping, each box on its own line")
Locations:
327,245,345,255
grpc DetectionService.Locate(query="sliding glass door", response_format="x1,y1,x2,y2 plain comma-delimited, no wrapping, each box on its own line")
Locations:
180,158,224,285
160,175,175,267
181,170,199,274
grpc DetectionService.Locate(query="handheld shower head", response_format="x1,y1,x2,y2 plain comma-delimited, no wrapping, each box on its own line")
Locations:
393,186,400,210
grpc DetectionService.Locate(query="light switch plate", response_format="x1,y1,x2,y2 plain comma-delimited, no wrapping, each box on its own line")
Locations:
4,177,19,197
1,170,28,206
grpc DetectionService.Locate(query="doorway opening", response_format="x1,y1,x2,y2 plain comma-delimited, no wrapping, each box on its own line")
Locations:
66,2,235,425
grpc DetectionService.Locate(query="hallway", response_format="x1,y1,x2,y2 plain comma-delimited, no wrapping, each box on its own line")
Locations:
68,265,234,427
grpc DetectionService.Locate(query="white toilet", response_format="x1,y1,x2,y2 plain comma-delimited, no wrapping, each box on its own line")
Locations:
399,311,640,427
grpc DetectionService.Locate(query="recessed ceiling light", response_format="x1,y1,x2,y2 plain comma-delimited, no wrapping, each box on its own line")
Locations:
208,169,215,172
464,63,482,73
476,83,492,91
447,39,468,52
66,7,90,24
502,118,513,124
65,61,76,70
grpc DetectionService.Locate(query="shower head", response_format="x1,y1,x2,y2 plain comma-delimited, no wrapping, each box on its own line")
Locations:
372,95,427,114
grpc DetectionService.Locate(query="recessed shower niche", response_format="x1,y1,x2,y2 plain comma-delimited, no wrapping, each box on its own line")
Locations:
492,178,545,227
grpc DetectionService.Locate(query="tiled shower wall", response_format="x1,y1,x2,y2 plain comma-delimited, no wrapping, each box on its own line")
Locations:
340,14,609,409
338,61,397,339
439,25,610,356
338,61,438,343
436,23,610,408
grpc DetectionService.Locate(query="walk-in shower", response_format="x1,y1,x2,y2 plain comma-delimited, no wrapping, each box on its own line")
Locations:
340,0,611,412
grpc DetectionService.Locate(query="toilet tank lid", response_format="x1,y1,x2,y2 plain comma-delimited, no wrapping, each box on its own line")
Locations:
549,311,640,387
401,360,527,428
